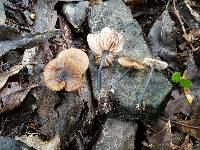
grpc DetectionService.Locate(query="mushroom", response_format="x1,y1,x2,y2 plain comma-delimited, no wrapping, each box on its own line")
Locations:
43,48,89,92
139,58,168,105
87,27,124,92
110,57,146,93
57,48,89,73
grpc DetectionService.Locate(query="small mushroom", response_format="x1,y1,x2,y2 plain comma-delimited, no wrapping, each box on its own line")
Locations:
143,58,168,70
43,48,89,92
110,57,146,93
87,27,124,92
118,57,146,69
139,58,168,106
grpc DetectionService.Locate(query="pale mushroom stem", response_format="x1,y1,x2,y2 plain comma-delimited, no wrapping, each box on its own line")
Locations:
110,68,131,92
97,50,108,92
139,67,154,104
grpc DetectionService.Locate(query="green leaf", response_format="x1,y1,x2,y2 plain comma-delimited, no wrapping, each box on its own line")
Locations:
180,79,192,88
172,72,181,83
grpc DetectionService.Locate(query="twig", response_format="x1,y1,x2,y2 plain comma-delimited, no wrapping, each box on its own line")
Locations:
162,118,200,130
173,0,189,41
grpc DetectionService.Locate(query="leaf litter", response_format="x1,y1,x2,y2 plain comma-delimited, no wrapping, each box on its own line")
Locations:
1,0,200,149
0,82,38,113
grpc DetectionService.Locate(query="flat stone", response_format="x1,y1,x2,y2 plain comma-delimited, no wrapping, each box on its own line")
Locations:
93,118,137,150
89,0,172,115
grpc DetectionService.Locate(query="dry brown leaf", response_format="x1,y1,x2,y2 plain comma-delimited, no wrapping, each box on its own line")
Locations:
176,118,200,142
179,134,193,150
186,28,200,42
0,65,24,90
0,82,38,113
15,134,60,150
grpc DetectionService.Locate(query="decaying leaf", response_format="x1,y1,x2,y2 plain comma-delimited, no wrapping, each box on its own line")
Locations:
148,10,177,61
176,1,200,28
182,70,194,104
0,25,20,40
15,134,60,150
0,30,60,57
186,28,200,42
22,48,36,65
124,0,146,7
185,0,200,22
176,118,200,142
0,65,24,90
22,47,37,75
149,121,174,150
62,1,89,28
0,82,38,113
165,89,191,118
34,0,58,32
179,134,193,150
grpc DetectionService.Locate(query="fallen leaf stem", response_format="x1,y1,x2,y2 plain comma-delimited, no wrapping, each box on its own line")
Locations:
97,50,108,92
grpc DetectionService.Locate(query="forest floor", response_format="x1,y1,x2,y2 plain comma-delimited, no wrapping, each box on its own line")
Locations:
0,0,200,150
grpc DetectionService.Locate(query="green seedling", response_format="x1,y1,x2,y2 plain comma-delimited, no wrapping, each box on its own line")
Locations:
172,71,192,88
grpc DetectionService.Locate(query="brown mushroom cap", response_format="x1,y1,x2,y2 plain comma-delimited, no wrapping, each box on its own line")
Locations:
57,48,89,73
142,58,168,70
43,58,84,92
87,27,124,67
118,57,146,69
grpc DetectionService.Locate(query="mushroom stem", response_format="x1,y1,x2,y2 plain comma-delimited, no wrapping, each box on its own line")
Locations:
139,67,154,103
110,68,131,92
97,50,108,92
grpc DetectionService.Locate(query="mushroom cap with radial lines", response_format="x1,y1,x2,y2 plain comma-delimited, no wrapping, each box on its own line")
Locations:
43,58,84,92
118,57,146,69
142,58,168,70
87,27,124,67
57,48,89,73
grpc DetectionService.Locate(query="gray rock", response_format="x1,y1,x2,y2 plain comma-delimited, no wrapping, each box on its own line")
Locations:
89,0,172,115
0,137,21,150
93,118,137,150
0,137,34,150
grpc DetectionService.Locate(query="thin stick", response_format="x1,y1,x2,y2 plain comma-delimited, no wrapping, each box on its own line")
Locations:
97,50,108,92
139,67,154,103
110,68,131,93
173,0,188,41
162,118,200,130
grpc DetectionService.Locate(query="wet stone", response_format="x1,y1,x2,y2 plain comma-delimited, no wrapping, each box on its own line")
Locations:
0,137,33,150
93,118,137,150
89,0,172,115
